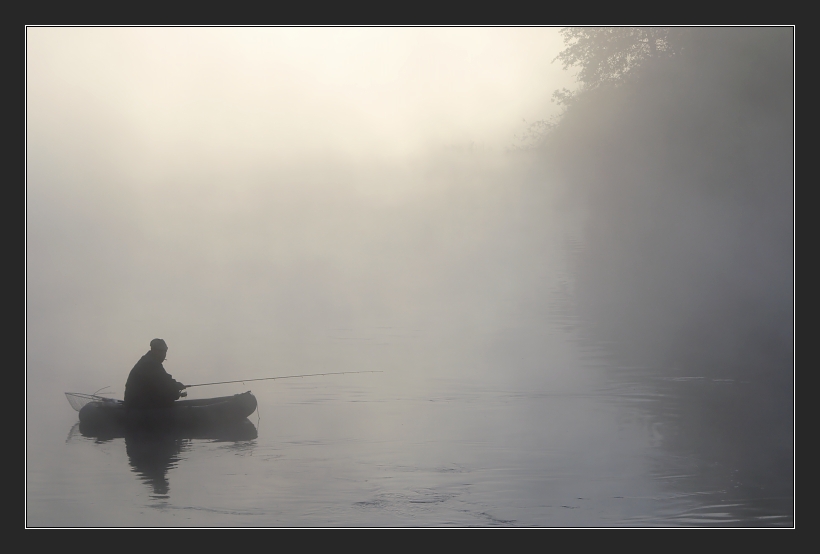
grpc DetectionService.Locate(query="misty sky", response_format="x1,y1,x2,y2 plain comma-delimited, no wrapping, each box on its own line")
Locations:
27,27,580,393
26,28,794,527
27,28,574,166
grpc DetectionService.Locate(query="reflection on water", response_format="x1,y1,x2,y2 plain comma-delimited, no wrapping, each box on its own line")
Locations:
594,370,792,526
37,344,792,527
77,420,258,498
125,434,185,497
26,200,791,527
29,279,791,526
28,236,792,528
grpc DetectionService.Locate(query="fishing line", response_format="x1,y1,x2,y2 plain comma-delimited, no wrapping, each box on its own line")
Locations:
184,370,383,388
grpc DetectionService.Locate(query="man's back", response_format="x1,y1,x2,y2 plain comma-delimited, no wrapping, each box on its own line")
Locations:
124,352,184,408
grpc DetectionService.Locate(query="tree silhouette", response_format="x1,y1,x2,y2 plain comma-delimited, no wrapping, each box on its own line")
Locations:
553,27,686,103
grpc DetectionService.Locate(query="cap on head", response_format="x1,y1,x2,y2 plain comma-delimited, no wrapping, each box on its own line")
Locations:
150,338,168,351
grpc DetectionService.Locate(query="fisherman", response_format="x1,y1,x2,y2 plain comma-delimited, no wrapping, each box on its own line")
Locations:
124,338,187,408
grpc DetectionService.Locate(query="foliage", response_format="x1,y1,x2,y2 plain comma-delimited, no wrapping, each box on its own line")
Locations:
553,27,686,103
545,26,793,377
516,27,688,146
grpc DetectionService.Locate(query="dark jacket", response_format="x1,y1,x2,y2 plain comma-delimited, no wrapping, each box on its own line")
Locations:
124,352,185,408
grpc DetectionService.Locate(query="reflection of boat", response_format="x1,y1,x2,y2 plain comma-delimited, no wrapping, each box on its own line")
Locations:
75,418,258,497
65,392,259,498
71,392,258,434
125,432,186,497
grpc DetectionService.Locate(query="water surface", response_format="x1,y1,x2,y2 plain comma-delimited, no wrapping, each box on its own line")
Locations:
28,316,793,527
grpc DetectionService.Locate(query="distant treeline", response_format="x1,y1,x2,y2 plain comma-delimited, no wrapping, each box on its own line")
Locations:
539,28,793,440
536,26,793,488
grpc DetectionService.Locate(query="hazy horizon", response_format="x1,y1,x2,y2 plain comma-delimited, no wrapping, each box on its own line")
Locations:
26,27,793,527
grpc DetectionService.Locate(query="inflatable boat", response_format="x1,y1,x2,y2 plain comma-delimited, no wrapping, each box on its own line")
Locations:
67,391,258,432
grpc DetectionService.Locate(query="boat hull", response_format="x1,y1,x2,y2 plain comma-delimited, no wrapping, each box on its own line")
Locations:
78,391,257,433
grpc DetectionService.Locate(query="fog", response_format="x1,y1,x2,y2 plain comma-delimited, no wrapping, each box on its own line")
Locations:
26,27,793,526
27,27,579,394
540,28,793,493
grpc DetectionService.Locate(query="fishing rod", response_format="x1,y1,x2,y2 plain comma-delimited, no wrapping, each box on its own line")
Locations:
184,370,383,388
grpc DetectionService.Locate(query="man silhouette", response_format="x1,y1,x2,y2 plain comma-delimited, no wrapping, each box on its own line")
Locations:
124,339,187,408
